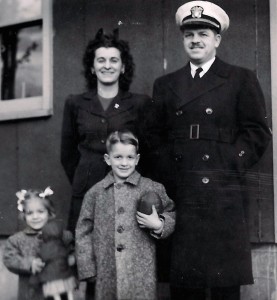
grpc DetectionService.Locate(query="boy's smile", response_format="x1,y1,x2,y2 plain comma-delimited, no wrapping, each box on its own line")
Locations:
104,143,140,183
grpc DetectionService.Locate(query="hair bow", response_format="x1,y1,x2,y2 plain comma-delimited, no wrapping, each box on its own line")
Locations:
39,187,54,198
16,189,27,212
95,27,120,41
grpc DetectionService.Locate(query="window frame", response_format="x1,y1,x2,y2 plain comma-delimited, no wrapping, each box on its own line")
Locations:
0,0,52,121
270,0,277,241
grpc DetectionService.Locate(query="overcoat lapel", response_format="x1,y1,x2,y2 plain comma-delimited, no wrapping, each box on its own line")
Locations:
82,90,134,118
169,58,231,109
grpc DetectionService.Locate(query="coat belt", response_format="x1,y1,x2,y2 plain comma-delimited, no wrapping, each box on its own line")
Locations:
168,125,237,143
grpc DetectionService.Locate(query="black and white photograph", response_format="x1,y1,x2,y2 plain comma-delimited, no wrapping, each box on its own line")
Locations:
0,0,275,299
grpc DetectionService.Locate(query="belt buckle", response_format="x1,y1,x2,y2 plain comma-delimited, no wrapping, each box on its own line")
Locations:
190,124,199,139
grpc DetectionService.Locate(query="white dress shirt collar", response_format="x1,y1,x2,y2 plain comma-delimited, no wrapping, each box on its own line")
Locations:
190,57,216,78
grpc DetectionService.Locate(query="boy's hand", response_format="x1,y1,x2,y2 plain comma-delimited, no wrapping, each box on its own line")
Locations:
31,258,45,274
136,205,163,231
68,254,76,266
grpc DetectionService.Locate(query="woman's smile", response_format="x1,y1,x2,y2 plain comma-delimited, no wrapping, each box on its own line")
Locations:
93,47,124,86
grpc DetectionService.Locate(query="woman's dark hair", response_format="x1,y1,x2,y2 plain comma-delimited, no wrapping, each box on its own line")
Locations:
83,28,135,91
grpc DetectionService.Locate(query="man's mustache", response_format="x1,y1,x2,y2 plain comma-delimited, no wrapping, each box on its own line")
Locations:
190,43,203,49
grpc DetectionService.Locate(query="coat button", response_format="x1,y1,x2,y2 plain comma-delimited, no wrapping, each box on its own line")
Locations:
117,226,124,233
202,154,210,161
116,244,125,252
101,118,106,123
176,110,183,116
205,108,213,115
101,139,105,144
202,177,209,184
175,154,183,162
118,207,125,214
239,150,245,157
114,183,123,189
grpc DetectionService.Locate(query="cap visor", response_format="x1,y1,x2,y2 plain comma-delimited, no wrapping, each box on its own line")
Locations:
181,19,220,30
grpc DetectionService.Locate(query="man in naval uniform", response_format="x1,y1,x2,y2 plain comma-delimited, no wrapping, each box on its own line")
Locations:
147,1,271,299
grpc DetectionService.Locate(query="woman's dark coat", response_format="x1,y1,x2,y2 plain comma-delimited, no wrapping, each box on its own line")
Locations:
61,89,150,230
148,57,271,288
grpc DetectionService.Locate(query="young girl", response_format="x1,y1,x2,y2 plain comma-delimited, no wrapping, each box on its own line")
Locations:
3,187,76,300
76,130,176,300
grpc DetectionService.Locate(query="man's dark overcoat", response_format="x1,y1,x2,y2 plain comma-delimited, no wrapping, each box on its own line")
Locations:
148,57,271,288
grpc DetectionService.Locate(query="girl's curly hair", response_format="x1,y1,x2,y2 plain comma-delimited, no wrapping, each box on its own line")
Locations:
83,28,135,91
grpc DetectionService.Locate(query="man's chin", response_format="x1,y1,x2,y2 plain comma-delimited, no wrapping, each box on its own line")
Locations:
190,57,204,65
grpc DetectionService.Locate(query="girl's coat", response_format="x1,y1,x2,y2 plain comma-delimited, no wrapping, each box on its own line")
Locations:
3,228,44,300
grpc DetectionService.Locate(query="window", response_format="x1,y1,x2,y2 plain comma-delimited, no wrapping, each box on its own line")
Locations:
0,0,52,121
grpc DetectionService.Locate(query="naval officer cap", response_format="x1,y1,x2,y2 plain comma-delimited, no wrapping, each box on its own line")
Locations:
176,1,230,33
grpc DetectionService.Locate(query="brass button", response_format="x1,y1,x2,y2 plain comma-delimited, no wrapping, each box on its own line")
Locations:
176,110,183,116
101,139,105,144
239,150,245,157
206,108,213,115
202,177,209,184
202,154,210,161
101,118,106,123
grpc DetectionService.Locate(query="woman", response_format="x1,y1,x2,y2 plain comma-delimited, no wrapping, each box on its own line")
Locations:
61,28,151,234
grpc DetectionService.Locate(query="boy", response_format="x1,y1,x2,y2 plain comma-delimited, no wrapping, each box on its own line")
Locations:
76,129,175,300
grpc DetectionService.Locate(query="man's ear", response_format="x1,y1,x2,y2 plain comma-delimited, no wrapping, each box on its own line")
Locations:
104,154,111,166
215,34,222,48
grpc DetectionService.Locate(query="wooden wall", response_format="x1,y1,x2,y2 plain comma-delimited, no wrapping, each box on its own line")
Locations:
0,0,273,242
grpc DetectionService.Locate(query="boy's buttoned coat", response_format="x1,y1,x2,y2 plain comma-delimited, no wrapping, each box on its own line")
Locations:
76,171,175,300
148,57,271,287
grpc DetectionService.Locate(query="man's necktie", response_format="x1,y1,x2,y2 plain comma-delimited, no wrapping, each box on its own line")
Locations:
194,67,203,82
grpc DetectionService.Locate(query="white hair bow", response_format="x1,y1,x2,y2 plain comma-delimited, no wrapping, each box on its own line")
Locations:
39,187,54,198
16,189,27,212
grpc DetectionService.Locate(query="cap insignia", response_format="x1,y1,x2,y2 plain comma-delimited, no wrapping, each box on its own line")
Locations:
191,6,204,18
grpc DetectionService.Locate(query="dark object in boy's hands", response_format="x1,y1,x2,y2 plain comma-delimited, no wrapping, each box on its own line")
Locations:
137,191,163,215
